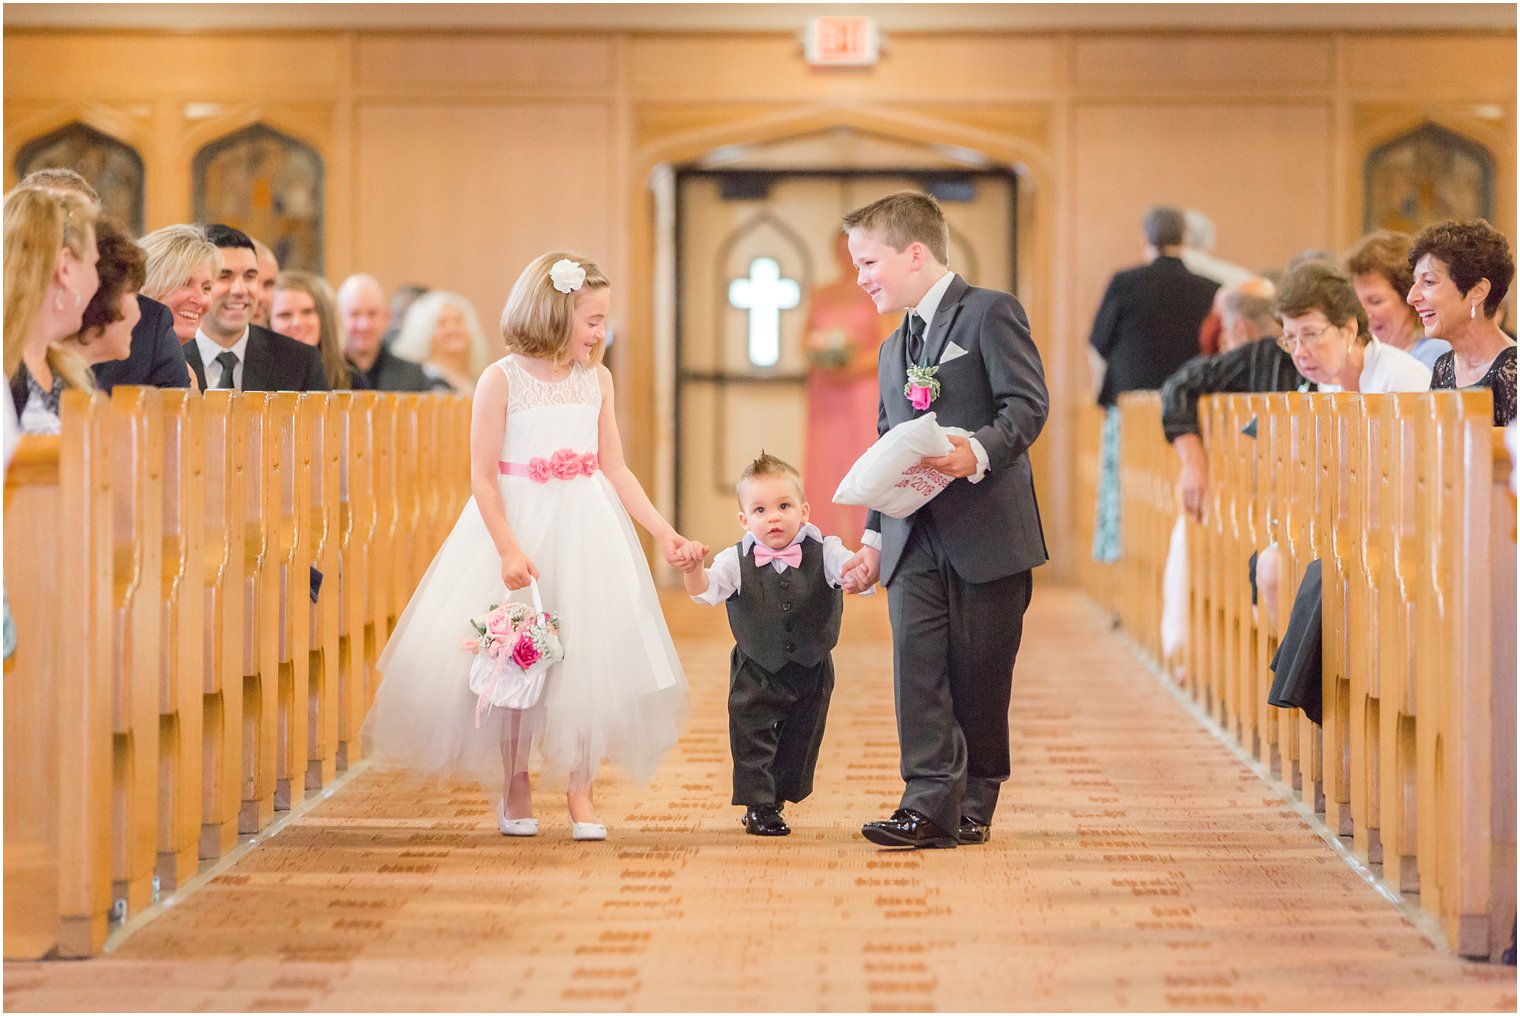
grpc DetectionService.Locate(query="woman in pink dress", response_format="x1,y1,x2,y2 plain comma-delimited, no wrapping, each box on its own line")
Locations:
803,234,897,540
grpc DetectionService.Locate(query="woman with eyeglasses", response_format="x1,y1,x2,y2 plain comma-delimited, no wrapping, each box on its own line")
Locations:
1276,261,1431,395
1406,218,1516,427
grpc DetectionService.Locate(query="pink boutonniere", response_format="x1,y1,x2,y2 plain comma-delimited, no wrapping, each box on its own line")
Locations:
904,364,942,411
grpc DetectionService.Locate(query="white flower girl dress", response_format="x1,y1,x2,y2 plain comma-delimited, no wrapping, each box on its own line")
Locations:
363,355,689,789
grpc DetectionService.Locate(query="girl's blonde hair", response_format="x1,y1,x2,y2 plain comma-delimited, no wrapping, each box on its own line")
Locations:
393,290,492,379
499,251,610,365
139,223,222,303
274,270,352,389
4,185,99,378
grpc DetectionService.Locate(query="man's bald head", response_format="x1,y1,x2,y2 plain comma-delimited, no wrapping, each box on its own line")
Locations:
338,273,389,366
1218,276,1279,352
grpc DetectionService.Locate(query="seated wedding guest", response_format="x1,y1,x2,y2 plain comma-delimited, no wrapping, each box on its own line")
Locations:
390,290,491,393
251,236,279,329
1255,262,1433,633
184,224,328,392
272,270,369,390
141,224,220,345
54,217,146,387
20,167,190,392
337,273,431,391
3,185,100,435
1344,230,1451,370
1407,218,1517,426
1182,209,1254,356
1282,261,1431,394
1162,276,1299,522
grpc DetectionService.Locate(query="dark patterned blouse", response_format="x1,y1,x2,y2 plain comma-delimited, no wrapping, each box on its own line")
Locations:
1431,345,1517,426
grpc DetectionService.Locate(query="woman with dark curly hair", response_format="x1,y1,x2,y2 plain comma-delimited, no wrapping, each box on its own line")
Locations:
1407,218,1517,425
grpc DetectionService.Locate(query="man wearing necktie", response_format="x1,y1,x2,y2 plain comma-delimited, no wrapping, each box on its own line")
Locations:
183,224,329,393
841,190,1049,850
679,453,871,838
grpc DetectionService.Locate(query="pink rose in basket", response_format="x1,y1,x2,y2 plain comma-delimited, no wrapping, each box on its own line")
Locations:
511,633,542,669
485,612,517,655
526,457,552,484
550,448,584,480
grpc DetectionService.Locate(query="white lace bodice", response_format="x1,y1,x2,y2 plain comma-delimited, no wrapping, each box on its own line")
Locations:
495,355,602,463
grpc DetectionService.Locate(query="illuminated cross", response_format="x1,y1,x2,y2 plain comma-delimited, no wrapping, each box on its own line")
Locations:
729,257,800,367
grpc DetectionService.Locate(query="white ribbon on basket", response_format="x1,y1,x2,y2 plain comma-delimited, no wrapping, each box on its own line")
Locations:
472,577,556,728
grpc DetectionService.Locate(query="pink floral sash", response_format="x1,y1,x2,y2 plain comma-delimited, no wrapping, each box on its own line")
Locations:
499,448,599,483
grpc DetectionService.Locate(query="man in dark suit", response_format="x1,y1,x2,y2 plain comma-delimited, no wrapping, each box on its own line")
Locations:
337,273,433,392
185,225,328,392
840,191,1049,849
1089,205,1219,407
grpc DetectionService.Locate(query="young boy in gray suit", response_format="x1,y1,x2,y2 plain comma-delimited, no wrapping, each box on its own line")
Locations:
839,190,1049,849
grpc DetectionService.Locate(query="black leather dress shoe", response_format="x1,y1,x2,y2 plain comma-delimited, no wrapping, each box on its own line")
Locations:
742,805,790,836
957,817,991,845
861,808,957,849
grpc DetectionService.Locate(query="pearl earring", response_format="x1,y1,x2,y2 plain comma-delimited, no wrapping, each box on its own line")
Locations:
1471,303,1477,320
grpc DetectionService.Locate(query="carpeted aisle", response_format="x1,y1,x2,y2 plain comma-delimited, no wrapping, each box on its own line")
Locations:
5,585,1515,1011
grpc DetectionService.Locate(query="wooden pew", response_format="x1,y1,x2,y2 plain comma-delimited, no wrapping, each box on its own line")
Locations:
107,387,164,917
265,393,311,813
303,392,341,793
199,392,247,858
335,392,377,768
238,392,277,834
369,396,398,649
155,391,205,891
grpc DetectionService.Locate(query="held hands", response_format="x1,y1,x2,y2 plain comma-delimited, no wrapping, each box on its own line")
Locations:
840,544,881,594
921,433,979,479
661,532,709,573
500,547,540,591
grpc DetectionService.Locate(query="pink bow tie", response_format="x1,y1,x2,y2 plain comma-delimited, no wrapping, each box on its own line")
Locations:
754,543,803,569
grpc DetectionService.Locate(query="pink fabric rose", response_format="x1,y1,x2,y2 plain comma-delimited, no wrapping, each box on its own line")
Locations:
511,634,542,669
580,453,599,476
550,448,583,480
526,457,552,484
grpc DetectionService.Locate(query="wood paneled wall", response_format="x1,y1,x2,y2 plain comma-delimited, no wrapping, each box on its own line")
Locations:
5,25,1514,576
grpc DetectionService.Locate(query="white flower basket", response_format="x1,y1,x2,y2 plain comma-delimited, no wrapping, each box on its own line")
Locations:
466,579,564,724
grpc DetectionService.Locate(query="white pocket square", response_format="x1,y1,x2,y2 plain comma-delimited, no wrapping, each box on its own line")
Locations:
940,341,969,363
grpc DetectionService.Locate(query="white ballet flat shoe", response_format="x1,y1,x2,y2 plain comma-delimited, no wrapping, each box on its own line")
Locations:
498,808,538,837
571,821,607,841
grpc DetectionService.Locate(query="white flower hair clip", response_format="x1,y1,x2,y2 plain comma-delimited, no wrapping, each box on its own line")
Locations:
549,259,587,294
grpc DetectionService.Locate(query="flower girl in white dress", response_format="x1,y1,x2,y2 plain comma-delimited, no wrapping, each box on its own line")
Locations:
363,252,702,840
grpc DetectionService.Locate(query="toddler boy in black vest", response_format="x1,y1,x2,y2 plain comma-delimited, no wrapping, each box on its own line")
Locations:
678,453,870,836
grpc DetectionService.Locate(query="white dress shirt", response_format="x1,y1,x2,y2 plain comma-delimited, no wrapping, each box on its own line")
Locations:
691,523,872,605
861,271,990,551
1316,337,1432,394
194,327,251,391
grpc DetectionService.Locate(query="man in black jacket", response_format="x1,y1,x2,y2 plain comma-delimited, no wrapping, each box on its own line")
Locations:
184,225,328,392
337,274,433,392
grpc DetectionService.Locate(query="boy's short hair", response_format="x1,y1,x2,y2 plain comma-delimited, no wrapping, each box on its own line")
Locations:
736,451,804,505
842,190,949,265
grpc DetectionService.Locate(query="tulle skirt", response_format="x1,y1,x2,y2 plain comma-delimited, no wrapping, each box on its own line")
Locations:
361,473,690,791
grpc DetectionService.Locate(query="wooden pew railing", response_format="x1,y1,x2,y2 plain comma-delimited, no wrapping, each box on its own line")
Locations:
3,388,472,959
1075,390,1516,962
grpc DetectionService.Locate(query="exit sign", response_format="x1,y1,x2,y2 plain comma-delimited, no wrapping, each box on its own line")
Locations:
804,16,879,67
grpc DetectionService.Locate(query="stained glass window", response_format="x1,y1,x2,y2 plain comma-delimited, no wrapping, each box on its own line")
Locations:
193,123,324,272
15,122,145,235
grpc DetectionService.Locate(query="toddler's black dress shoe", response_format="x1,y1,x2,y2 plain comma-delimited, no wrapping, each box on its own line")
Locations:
860,808,957,849
742,805,790,836
957,817,991,845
